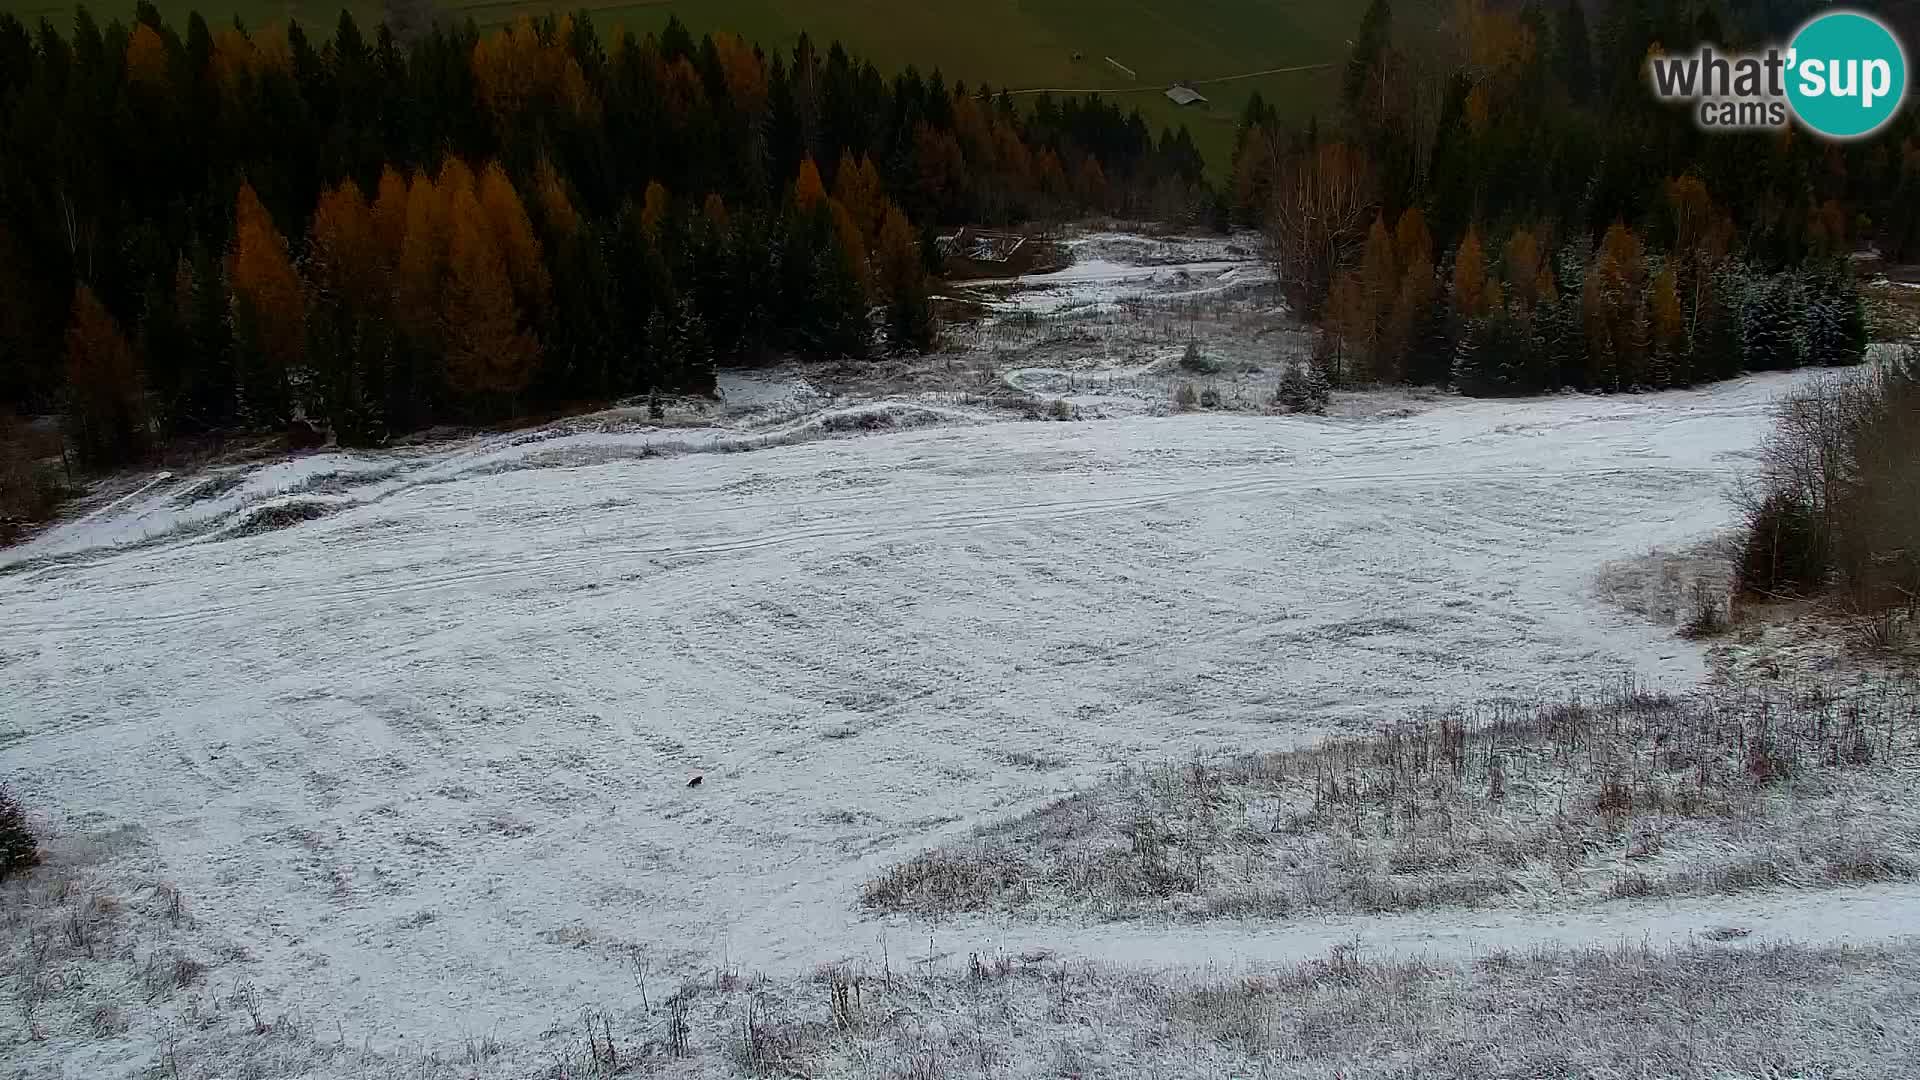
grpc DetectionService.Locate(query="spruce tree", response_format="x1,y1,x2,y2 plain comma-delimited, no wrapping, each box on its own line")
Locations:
1740,279,1797,372
671,295,715,394
1451,316,1489,394
1557,0,1595,104
1840,282,1868,365
1344,0,1391,109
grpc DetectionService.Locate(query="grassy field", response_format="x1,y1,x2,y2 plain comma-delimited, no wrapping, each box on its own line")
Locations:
4,0,1352,174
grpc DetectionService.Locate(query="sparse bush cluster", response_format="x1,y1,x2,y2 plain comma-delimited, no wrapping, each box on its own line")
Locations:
864,673,1920,921
1738,349,1920,622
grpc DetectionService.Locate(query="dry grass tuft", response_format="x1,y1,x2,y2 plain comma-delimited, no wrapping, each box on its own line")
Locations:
865,671,1920,920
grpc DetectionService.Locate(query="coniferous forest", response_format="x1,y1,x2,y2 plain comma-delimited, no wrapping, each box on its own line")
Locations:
1234,0,1916,397
2,0,1918,482
0,3,1208,465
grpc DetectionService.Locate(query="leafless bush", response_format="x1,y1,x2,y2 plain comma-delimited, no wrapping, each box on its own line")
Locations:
172,954,207,989
729,994,795,1076
1679,577,1729,638
0,784,37,881
665,989,691,1058
827,968,863,1032
1739,352,1920,609
88,1002,128,1037
579,1009,619,1074
152,881,187,926
1261,141,1375,316
233,981,267,1034
859,847,1032,915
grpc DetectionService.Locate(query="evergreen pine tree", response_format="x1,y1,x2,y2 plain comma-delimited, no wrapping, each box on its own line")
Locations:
1839,279,1868,364
1344,0,1391,109
1740,279,1797,372
671,295,715,394
1557,0,1594,104
1451,316,1485,394
1695,272,1743,382
1802,280,1845,367
643,305,672,392
1527,300,1561,392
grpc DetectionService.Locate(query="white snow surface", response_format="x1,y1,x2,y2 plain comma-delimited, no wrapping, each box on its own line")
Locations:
2,370,1878,1054
951,231,1274,315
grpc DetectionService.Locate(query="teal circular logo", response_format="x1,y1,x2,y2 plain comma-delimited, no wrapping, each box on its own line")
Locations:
1786,11,1907,138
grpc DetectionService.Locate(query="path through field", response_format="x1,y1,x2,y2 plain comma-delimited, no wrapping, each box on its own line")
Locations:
5,370,1894,1057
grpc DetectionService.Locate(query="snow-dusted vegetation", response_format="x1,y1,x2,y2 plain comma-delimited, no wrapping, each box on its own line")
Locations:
4,235,1916,1077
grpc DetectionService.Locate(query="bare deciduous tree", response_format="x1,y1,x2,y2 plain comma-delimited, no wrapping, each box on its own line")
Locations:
1263,141,1376,317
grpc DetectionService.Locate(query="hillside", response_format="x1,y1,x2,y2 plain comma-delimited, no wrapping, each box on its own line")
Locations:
8,340,1914,1075
0,0,1352,172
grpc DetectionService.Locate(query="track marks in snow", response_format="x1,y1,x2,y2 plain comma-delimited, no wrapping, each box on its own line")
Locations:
0,372,1824,1048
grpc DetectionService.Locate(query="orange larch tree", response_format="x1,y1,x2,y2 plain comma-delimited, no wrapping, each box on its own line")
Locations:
793,158,827,214
65,285,148,464
479,161,551,317
228,181,304,423
395,168,450,354
441,180,539,407
1451,225,1488,319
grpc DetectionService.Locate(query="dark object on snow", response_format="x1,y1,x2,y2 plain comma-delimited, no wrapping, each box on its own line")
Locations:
687,775,703,788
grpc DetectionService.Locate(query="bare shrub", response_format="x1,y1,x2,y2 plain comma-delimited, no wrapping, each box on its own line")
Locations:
172,954,207,988
88,1003,128,1037
0,784,37,881
153,881,187,926
1262,141,1375,315
666,991,691,1057
1745,729,1791,785
859,847,1031,915
827,968,863,1031
730,994,798,1076
1679,577,1728,638
1739,352,1920,609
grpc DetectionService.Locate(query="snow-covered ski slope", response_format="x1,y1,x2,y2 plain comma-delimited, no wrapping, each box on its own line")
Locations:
0,372,1842,1044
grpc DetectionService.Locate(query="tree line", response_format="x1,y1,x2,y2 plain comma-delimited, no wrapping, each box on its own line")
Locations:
1238,0,1906,396
0,4,1211,463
